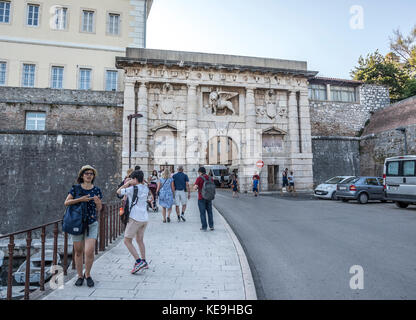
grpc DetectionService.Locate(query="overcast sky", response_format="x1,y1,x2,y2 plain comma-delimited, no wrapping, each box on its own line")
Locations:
147,0,416,79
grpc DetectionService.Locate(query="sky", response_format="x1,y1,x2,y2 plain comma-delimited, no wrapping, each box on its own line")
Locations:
147,0,416,79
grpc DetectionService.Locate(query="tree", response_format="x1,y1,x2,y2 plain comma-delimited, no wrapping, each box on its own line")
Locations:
390,25,416,76
350,50,410,102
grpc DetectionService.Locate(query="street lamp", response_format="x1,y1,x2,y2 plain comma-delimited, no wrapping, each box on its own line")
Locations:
396,127,408,155
128,113,143,168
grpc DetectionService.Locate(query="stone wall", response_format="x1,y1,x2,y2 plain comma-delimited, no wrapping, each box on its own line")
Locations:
310,84,390,137
0,87,123,235
360,96,416,176
312,137,360,186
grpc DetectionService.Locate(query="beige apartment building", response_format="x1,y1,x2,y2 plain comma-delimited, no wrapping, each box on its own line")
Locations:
0,0,153,91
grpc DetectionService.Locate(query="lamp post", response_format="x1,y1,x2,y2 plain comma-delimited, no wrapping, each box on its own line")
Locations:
396,127,408,155
128,113,143,168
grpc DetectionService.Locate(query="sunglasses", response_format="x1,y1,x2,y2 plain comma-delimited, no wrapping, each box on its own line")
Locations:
83,172,95,176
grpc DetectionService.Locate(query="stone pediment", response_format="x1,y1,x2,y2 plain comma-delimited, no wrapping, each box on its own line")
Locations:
150,123,178,133
262,126,287,135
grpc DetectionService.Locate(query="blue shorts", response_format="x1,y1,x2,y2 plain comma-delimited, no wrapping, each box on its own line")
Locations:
253,187,259,192
282,180,289,187
71,221,98,242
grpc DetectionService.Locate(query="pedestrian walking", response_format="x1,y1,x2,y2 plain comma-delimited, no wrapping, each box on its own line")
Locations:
148,170,159,211
194,167,215,231
232,174,239,198
117,168,134,200
64,165,102,287
117,170,152,273
252,175,259,197
281,168,289,195
156,169,175,223
288,171,297,196
173,165,191,222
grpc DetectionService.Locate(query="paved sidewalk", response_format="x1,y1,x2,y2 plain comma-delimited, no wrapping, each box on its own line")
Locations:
43,197,253,300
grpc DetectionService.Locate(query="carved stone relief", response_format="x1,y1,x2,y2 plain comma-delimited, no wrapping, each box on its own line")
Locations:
202,88,240,116
149,83,185,120
256,89,288,122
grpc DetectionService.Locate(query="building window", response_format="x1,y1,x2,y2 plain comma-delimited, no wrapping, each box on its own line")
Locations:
107,13,120,35
82,10,94,32
27,4,40,26
105,70,118,91
0,1,11,23
0,61,6,85
79,68,91,90
25,112,46,131
331,86,357,103
22,64,35,87
308,84,327,101
53,7,67,30
51,66,64,89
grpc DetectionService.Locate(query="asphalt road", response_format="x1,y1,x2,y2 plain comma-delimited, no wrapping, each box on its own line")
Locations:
213,190,416,300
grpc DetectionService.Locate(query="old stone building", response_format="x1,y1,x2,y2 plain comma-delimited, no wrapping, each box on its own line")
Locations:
308,77,390,185
116,48,319,192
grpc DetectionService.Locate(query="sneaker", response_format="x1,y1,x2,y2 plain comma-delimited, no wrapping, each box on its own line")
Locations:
131,261,142,274
137,260,148,272
177,215,181,222
210,227,215,231
200,228,207,232
181,214,186,222
85,276,94,288
74,276,84,286
167,217,171,223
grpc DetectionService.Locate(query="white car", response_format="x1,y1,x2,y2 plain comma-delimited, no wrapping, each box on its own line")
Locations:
314,176,355,200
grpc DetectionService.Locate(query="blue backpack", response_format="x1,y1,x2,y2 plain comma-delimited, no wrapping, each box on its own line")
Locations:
62,185,88,235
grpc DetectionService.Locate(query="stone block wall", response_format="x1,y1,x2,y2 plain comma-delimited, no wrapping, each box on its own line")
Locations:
360,96,416,176
0,87,123,235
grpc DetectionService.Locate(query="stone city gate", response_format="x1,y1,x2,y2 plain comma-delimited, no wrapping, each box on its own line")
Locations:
116,48,317,192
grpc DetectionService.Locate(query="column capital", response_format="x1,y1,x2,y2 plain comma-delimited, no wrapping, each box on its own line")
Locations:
246,86,257,92
138,81,148,87
124,79,136,87
187,82,198,89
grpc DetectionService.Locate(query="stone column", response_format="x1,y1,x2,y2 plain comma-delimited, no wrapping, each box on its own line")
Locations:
186,83,199,181
122,79,136,177
135,81,149,178
287,90,300,156
241,86,257,192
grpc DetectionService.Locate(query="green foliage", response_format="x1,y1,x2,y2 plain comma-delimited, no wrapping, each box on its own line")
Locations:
350,50,409,102
351,25,416,102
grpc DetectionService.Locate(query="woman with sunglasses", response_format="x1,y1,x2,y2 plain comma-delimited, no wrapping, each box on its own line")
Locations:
64,165,102,288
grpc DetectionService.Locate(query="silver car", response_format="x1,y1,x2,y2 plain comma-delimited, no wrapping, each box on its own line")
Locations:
336,176,386,204
314,176,355,200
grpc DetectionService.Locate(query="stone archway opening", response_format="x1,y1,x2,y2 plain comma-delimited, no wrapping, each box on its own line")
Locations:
206,136,239,166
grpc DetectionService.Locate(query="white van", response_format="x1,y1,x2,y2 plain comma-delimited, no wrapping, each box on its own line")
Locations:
383,155,416,208
205,165,231,187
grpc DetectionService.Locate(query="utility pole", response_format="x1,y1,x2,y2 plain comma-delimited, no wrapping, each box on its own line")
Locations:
128,113,143,168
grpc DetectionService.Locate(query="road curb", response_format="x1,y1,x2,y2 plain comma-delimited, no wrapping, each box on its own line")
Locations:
213,206,258,300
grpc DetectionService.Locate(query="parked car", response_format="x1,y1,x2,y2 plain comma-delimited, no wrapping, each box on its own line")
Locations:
314,176,355,200
205,165,231,187
384,155,416,209
336,176,386,204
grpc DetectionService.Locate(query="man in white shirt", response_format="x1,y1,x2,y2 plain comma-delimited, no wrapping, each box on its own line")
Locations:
117,170,152,274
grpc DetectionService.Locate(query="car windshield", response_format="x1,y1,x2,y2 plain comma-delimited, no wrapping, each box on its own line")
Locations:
342,177,359,184
212,169,229,176
325,177,346,184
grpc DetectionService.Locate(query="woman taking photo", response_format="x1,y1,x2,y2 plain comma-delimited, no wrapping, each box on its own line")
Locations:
156,169,175,223
64,165,102,288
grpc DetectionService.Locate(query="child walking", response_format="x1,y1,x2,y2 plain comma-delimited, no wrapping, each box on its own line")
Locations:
252,176,259,197
117,170,153,274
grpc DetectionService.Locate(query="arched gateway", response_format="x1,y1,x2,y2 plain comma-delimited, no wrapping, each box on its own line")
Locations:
116,49,318,192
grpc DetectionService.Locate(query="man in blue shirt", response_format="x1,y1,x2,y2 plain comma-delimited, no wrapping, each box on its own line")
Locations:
173,166,190,222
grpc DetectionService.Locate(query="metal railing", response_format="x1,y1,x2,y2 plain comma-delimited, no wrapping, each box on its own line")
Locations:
0,201,123,300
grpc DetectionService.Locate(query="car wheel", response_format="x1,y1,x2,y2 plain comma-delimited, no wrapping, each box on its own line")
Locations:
380,200,387,203
331,192,338,201
342,199,349,202
359,193,369,204
395,202,409,209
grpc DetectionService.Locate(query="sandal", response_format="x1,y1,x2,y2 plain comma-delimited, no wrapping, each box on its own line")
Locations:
74,276,84,286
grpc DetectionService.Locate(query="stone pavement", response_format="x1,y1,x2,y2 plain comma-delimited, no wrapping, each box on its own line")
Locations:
42,197,256,300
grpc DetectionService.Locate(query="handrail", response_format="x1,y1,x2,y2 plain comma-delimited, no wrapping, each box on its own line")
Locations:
0,201,123,300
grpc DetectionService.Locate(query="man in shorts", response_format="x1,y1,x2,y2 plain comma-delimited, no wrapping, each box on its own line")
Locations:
172,165,190,222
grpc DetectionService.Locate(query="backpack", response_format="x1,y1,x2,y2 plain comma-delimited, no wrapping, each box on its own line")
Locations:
201,176,216,201
62,185,88,235
120,186,138,225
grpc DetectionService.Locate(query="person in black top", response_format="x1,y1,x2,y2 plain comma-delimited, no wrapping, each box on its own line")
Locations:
64,165,102,288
